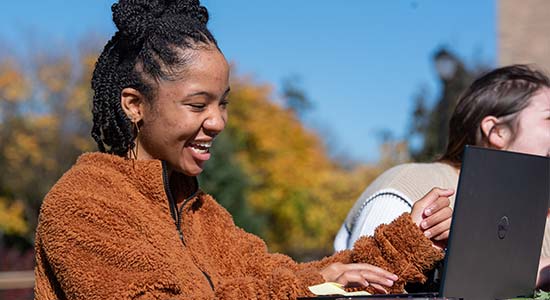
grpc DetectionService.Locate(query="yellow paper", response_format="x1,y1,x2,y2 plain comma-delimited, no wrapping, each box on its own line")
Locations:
308,282,371,296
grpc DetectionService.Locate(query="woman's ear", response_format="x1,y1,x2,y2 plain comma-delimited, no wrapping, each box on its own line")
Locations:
480,116,511,149
120,88,145,122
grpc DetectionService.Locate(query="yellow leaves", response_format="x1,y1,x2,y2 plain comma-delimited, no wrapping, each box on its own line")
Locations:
227,76,381,255
0,51,97,244
80,53,99,78
4,115,60,171
37,57,72,94
72,136,95,153
0,46,384,259
0,197,28,235
5,132,41,166
0,61,30,103
67,86,93,122
31,115,60,130
65,53,97,122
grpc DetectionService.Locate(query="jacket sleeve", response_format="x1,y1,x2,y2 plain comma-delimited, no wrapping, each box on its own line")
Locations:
191,195,354,299
202,196,442,298
349,213,444,294
253,213,443,296
207,227,351,299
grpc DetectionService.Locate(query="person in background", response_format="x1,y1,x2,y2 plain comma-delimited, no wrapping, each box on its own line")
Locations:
33,0,454,299
334,64,550,289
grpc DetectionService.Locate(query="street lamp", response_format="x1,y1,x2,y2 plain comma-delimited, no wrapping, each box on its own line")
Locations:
434,49,459,81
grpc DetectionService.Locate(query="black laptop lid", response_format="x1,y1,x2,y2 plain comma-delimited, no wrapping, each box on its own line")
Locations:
440,146,549,300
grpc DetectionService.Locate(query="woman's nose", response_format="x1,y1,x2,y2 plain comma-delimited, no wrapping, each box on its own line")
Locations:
203,108,227,135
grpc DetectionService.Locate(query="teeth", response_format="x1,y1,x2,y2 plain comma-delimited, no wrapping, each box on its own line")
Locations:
191,147,209,154
194,141,212,148
189,140,212,154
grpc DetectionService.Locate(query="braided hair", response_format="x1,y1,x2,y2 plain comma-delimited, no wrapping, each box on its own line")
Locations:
91,0,217,156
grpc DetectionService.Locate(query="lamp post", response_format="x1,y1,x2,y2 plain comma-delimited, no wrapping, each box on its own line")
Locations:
432,48,468,157
434,49,459,81
411,47,477,161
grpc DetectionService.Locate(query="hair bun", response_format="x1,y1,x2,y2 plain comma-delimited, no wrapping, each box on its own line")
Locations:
168,0,210,25
112,0,209,41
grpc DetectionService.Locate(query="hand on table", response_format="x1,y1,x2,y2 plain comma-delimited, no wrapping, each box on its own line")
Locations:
319,262,398,294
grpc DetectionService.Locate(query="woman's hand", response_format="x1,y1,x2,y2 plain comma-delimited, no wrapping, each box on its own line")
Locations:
319,262,398,294
410,187,454,248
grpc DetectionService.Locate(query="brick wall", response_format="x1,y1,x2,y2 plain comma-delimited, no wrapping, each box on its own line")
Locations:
498,0,550,72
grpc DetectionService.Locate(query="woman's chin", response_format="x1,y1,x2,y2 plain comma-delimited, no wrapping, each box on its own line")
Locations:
187,169,204,177
179,160,206,177
167,160,203,177
178,166,203,177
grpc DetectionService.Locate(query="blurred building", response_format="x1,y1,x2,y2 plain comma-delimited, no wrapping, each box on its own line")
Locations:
499,0,550,71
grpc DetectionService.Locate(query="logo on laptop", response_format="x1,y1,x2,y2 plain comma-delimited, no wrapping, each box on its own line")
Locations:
497,216,510,239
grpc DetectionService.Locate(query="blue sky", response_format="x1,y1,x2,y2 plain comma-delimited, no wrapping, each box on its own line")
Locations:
0,0,496,163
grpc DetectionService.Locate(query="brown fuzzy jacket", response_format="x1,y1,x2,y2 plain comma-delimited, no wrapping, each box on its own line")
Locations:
34,153,443,300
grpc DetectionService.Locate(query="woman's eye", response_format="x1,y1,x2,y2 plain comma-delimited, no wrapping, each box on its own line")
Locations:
188,103,206,110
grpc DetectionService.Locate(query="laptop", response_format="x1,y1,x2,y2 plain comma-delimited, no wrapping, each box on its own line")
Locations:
299,146,549,300
439,146,548,299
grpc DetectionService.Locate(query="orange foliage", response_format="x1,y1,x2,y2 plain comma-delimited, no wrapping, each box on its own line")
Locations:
0,52,96,241
227,77,382,256
0,61,30,102
0,48,384,259
0,197,28,236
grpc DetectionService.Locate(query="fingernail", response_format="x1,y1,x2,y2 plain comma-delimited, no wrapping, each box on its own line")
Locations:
421,221,428,229
387,279,394,286
391,274,398,281
425,208,432,216
424,231,431,238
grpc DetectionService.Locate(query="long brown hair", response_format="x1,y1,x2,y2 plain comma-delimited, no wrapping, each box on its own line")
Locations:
439,64,550,167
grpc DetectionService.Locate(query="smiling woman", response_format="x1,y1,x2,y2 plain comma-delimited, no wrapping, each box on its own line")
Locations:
33,0,455,299
120,47,231,176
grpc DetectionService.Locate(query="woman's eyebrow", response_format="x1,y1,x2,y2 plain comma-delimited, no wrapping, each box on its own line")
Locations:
223,87,231,97
186,87,231,99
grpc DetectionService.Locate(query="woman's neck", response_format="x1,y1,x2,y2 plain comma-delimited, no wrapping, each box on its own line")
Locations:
168,170,198,204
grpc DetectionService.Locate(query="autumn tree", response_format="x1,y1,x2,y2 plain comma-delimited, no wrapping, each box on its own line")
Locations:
0,42,382,264
0,48,97,248
220,77,381,259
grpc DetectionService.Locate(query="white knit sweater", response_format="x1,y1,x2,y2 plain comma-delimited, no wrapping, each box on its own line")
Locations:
334,162,550,258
